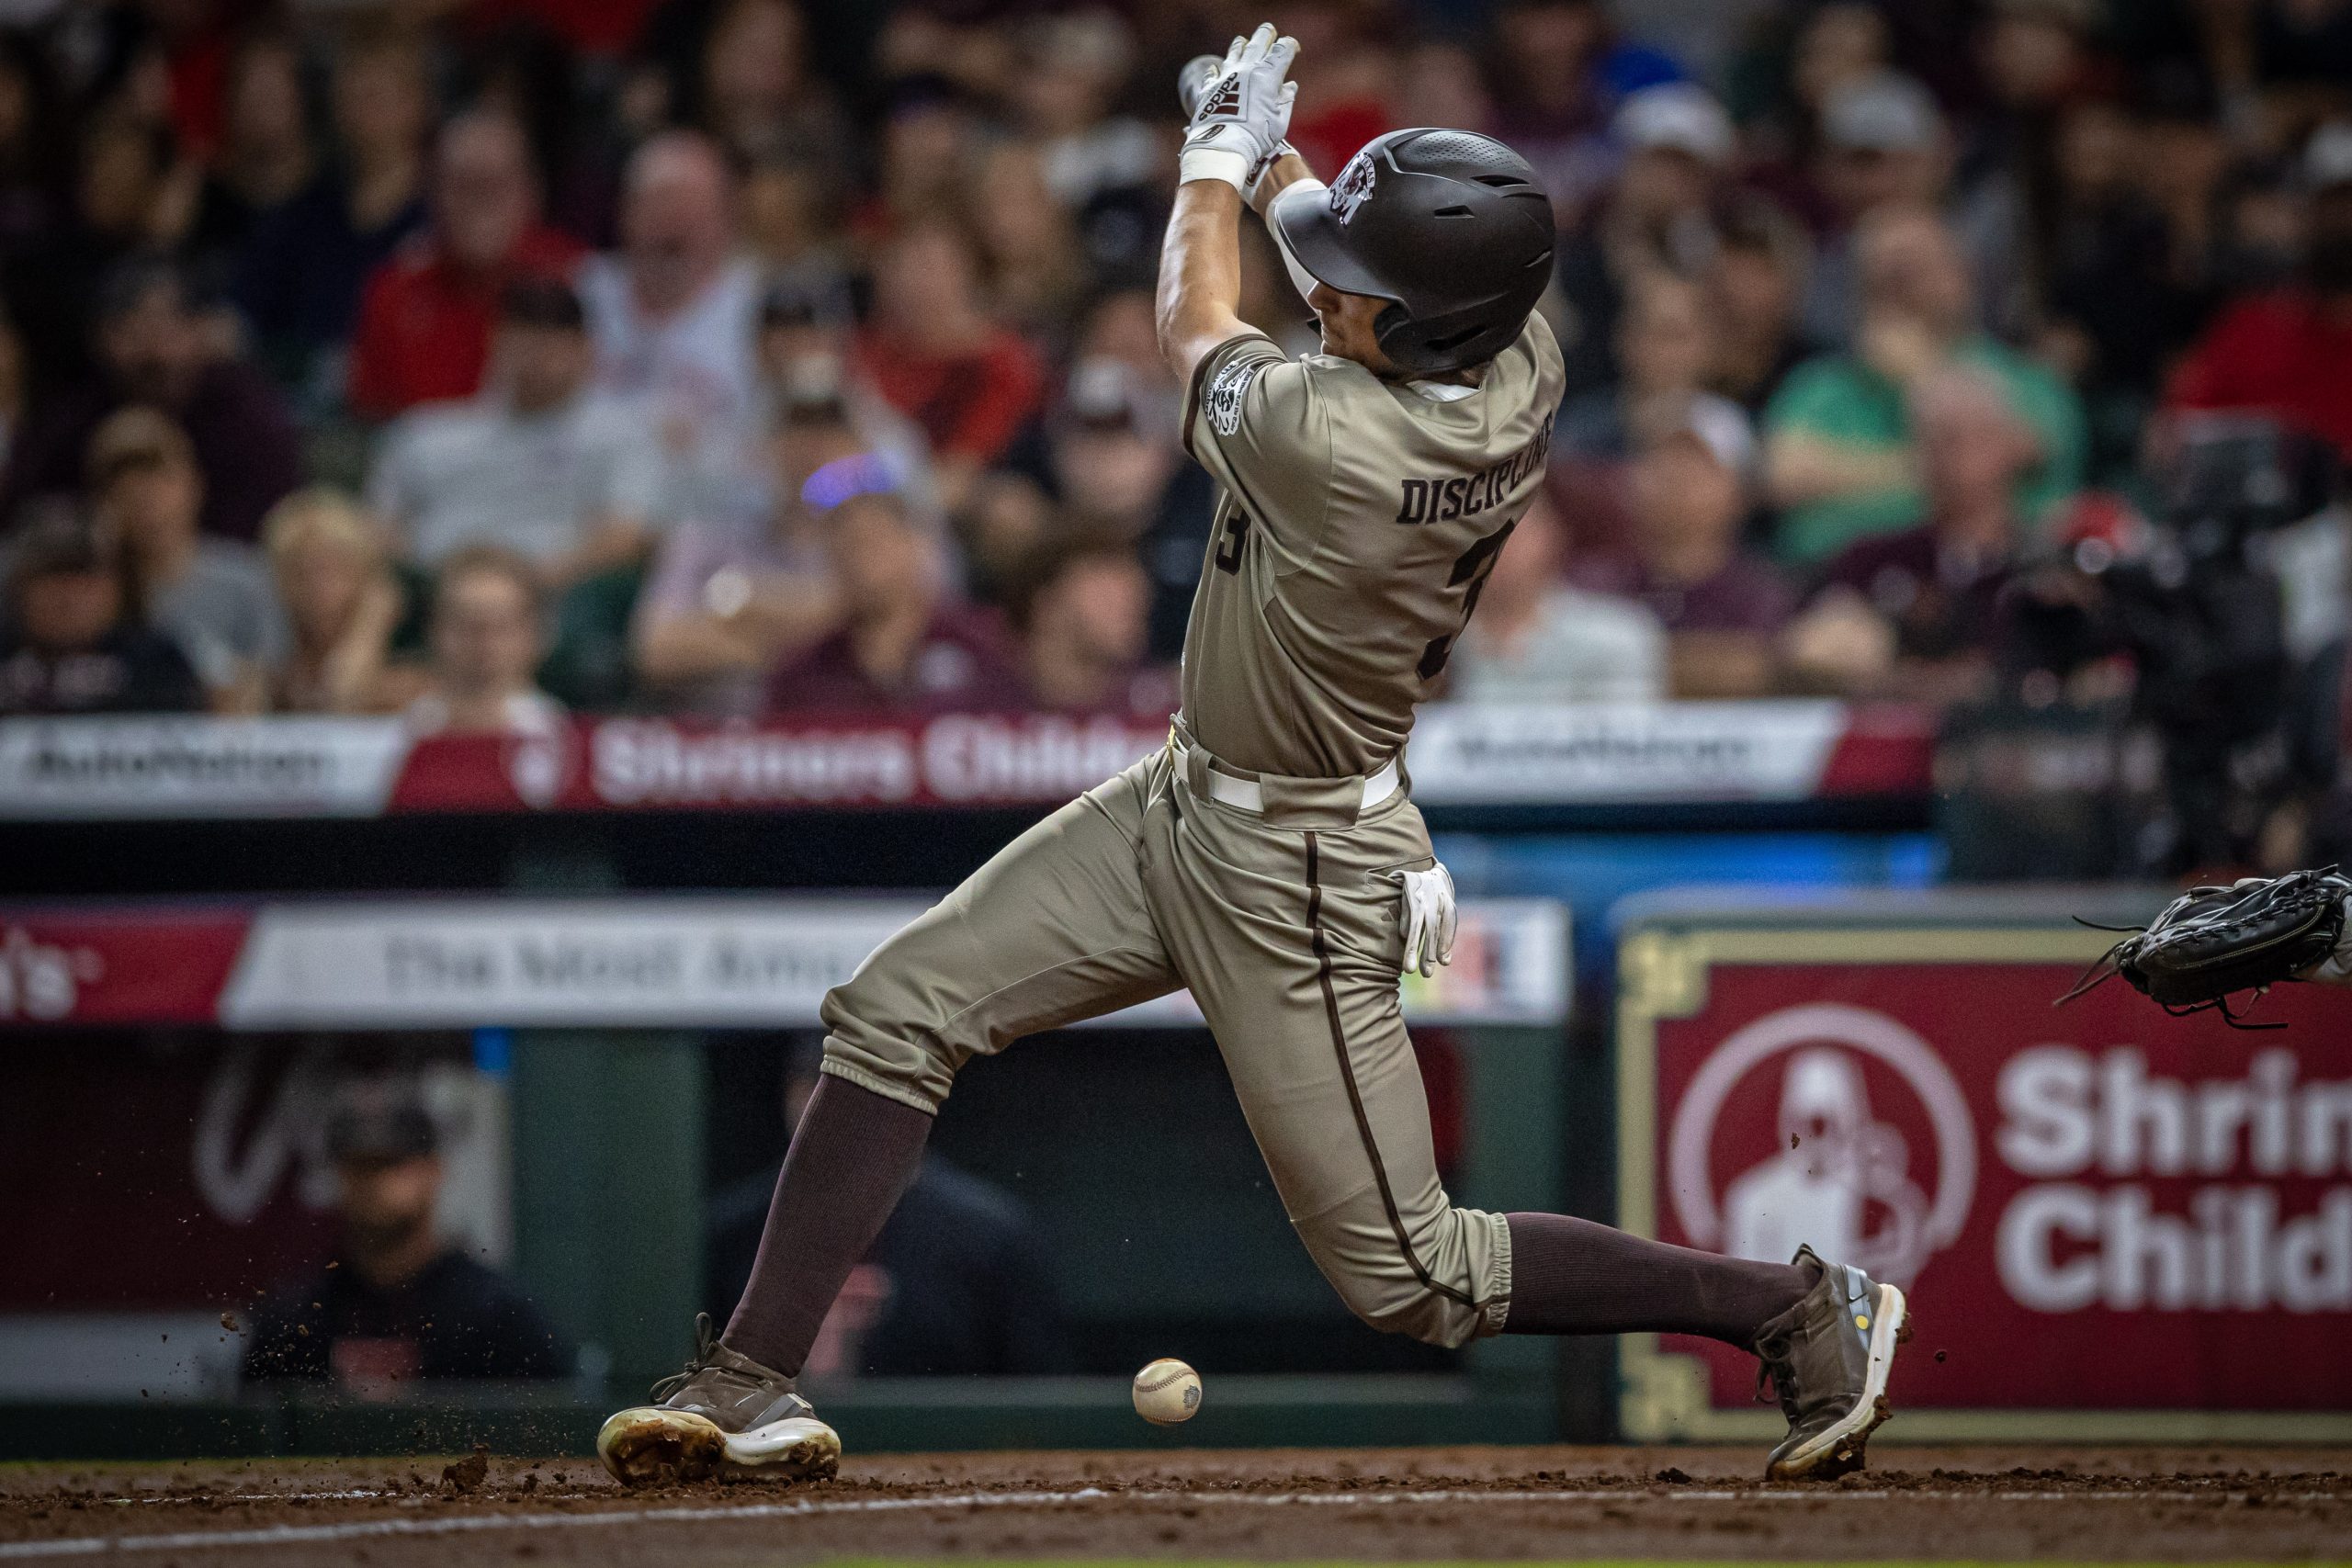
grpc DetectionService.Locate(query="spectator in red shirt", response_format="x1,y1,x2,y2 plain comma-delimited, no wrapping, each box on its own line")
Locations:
2166,123,2352,458
856,223,1044,513
768,454,1013,714
346,112,584,420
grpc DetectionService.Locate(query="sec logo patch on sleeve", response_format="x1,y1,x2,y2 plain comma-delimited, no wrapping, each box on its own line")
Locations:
1206,358,1259,436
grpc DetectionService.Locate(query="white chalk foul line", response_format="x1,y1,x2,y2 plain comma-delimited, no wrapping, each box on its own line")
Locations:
8,1483,2350,1560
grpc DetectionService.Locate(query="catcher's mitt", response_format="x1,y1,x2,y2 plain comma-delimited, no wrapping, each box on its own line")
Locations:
2058,866,2352,1027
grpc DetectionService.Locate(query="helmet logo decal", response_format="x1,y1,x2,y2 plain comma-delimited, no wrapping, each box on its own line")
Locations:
1329,151,1377,225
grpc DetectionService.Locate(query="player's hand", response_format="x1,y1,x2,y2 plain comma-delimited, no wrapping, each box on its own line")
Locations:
1391,862,1459,979
1178,53,1223,119
1180,23,1299,194
1183,50,1306,209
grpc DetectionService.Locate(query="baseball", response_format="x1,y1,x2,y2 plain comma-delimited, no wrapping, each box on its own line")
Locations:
1132,1358,1203,1424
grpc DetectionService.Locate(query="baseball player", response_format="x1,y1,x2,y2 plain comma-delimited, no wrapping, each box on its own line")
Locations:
600,26,1908,1487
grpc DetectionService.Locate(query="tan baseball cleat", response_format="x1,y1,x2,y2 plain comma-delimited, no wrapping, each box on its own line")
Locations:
1753,1247,1909,1482
597,1314,841,1487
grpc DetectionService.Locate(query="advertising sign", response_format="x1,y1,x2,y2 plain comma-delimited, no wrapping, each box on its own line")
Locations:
0,706,1935,819
0,897,1570,1030
1617,916,2352,1441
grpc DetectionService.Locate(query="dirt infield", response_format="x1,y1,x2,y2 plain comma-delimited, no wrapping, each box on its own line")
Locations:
3,1445,2348,1565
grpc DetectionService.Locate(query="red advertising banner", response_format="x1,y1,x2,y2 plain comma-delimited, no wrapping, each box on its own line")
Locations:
0,909,248,1025
1616,917,2352,1441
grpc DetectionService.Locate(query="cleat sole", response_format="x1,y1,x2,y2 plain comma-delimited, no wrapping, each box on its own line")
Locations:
597,1407,842,1489
598,1408,726,1487
1767,1282,1906,1483
720,1416,842,1480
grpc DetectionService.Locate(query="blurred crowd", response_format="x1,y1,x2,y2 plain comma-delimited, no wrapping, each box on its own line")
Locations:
0,0,2349,855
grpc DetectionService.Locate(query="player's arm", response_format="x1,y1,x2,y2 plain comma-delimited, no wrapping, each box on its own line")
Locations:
1250,150,1317,217
1155,25,1298,388
1157,181,1253,388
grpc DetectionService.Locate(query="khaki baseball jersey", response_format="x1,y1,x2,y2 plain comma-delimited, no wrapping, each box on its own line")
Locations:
1178,312,1565,778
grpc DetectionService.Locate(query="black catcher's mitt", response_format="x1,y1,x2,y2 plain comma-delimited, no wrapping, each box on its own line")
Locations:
2059,866,2352,1027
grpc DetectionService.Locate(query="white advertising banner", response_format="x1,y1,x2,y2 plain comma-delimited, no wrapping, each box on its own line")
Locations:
0,716,410,818
217,897,1570,1030
1407,701,1849,803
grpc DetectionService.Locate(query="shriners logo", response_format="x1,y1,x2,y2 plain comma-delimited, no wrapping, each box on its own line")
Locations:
1330,150,1377,224
503,724,575,809
1669,1003,1976,1289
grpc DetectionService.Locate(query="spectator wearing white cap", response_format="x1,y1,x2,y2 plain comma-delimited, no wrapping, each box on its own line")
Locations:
1555,82,1737,400
1736,2,1891,201
1800,69,1953,347
1573,394,1795,697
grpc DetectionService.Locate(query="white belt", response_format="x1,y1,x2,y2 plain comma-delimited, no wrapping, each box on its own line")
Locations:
1194,750,1401,815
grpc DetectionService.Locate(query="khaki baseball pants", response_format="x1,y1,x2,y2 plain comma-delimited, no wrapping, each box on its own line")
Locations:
819,739,1513,1347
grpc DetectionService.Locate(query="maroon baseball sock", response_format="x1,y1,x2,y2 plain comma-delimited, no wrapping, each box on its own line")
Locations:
1499,1213,1811,1347
720,1075,934,1377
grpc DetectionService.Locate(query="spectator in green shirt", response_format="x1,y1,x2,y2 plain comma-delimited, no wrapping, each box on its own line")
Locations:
1763,203,2086,565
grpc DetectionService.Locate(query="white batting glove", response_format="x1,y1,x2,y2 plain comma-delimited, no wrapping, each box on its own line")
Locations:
1179,24,1299,195
1390,862,1459,979
1181,51,1298,203
1178,53,1223,118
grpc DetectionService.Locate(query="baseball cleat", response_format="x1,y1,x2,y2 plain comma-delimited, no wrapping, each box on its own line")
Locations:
597,1314,841,1487
1753,1246,1909,1482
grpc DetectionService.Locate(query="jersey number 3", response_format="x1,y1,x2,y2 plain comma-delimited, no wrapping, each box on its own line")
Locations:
1212,511,1251,574
1418,519,1518,681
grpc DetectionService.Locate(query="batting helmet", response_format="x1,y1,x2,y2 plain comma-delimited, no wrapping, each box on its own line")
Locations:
1270,128,1555,377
